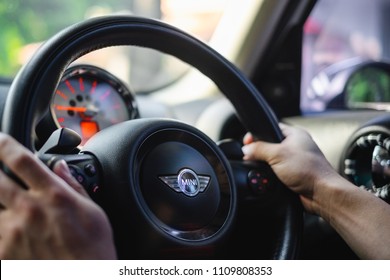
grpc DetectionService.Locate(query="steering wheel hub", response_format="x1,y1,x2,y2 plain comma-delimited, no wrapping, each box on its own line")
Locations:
136,126,234,238
82,119,236,251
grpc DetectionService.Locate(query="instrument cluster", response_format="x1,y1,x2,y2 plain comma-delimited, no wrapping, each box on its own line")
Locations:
50,65,138,145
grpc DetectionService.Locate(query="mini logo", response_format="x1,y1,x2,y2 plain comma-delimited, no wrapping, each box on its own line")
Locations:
159,169,210,197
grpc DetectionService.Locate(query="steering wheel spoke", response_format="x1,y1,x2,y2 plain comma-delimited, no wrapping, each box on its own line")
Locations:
230,160,280,204
38,128,102,197
217,139,280,204
42,153,102,197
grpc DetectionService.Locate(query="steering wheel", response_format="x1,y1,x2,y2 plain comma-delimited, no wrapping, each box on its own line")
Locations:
2,16,302,259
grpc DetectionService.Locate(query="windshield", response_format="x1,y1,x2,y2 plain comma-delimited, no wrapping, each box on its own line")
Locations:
0,0,228,92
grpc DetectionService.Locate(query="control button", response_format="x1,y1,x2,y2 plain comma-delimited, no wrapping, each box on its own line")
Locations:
68,165,79,178
75,173,85,184
68,164,85,185
91,184,100,193
84,163,96,176
248,169,270,194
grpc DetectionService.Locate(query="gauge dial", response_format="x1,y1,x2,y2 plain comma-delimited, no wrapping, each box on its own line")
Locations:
51,65,138,145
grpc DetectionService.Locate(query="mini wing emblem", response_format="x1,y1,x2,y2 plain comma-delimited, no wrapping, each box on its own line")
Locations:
159,168,211,197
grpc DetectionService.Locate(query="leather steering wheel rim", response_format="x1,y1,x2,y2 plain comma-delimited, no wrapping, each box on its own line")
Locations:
2,15,302,259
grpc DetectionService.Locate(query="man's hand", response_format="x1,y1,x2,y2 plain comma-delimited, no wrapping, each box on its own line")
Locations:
241,124,390,259
0,133,116,259
242,124,339,214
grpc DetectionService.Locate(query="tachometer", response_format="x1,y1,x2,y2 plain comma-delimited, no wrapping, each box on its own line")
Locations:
51,65,138,145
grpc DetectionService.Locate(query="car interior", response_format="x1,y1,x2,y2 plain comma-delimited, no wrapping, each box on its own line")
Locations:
1,0,390,259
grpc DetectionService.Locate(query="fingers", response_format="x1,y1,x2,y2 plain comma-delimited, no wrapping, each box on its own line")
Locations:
278,122,289,132
0,169,25,208
0,133,54,190
242,123,291,162
52,160,89,197
242,141,280,163
243,133,254,145
0,133,89,206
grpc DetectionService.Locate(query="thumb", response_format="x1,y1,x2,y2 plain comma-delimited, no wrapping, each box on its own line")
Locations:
52,160,89,197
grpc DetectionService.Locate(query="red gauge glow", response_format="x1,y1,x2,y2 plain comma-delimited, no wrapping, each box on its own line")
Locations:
80,121,99,141
51,65,138,145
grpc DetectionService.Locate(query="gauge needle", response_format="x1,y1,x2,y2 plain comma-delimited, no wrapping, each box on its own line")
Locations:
55,105,99,117
55,105,88,112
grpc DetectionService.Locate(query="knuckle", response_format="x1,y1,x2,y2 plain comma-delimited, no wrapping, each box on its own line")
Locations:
12,152,35,170
0,134,14,150
47,187,72,206
2,187,18,206
16,197,44,223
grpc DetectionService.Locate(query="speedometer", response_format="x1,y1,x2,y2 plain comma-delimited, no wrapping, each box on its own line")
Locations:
51,65,138,145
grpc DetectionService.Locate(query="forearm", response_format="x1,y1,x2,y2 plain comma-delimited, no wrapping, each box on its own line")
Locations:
242,126,390,259
313,174,390,259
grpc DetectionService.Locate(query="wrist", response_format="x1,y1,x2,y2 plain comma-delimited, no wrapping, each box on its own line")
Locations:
311,171,353,223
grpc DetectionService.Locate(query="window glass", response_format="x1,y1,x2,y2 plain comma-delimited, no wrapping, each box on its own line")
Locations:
0,0,228,92
301,0,389,112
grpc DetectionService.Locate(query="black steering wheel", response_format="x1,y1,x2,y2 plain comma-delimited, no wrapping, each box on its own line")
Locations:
2,16,302,259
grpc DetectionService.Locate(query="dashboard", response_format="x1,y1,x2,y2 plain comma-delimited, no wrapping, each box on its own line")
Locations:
1,61,390,201
2,61,390,201
1,60,390,259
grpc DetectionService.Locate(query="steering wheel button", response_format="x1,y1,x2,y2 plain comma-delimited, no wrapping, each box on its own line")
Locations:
76,174,85,184
248,169,269,194
68,165,78,177
84,163,96,176
92,185,100,193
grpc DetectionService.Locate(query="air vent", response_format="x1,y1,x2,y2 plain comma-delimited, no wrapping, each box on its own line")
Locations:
340,127,390,203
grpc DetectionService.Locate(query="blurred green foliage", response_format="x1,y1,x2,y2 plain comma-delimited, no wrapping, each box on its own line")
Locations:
0,0,133,77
